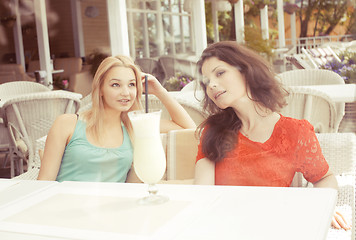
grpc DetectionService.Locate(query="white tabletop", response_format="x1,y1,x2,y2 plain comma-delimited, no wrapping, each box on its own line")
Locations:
0,181,337,240
0,179,57,210
294,83,356,103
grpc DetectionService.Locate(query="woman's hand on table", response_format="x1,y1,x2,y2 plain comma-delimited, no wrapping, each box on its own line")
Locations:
332,211,351,230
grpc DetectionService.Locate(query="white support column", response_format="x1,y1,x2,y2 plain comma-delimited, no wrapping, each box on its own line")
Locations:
192,0,207,56
179,0,186,52
142,3,150,57
155,0,164,56
126,1,136,58
277,0,285,47
212,1,219,42
290,0,297,46
234,0,244,44
13,0,25,68
34,0,52,89
71,0,85,58
168,1,176,55
260,5,269,40
107,0,130,56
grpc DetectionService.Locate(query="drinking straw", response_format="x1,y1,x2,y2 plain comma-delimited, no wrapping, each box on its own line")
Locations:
145,75,148,113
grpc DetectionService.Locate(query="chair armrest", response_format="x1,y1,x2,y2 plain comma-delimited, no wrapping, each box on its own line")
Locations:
166,128,198,181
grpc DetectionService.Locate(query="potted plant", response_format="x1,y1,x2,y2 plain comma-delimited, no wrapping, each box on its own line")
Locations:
321,50,356,132
320,51,356,84
163,72,193,91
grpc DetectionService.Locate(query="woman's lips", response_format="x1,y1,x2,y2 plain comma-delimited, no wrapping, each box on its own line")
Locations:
215,91,226,99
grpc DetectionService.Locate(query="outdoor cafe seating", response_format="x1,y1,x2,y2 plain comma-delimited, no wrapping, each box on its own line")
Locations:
11,126,356,240
1,55,355,240
278,69,346,128
135,55,198,86
0,64,35,84
0,89,81,178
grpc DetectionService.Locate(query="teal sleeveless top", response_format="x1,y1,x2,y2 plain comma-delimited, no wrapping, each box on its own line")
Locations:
56,120,133,182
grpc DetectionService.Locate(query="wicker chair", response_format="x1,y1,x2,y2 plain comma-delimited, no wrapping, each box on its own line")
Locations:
0,64,35,82
135,58,165,84
317,133,356,240
77,93,92,114
0,71,16,84
2,91,81,178
277,69,345,86
13,135,46,180
0,81,50,99
158,56,197,85
140,91,207,126
172,91,207,126
280,86,338,133
53,57,83,80
0,81,50,177
278,70,345,131
158,56,176,85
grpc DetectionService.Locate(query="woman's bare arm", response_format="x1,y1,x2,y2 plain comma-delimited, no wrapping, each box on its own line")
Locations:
37,114,77,181
313,169,351,230
194,157,215,185
142,74,196,132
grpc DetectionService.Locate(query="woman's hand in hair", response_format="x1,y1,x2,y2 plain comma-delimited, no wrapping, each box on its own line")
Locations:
141,73,166,97
141,73,196,130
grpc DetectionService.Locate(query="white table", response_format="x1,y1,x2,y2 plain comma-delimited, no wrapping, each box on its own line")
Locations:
294,84,356,103
0,181,337,240
0,179,57,209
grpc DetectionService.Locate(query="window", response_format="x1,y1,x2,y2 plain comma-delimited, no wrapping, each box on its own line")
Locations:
126,0,193,59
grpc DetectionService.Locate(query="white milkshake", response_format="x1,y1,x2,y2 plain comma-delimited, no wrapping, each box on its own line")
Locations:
128,109,166,184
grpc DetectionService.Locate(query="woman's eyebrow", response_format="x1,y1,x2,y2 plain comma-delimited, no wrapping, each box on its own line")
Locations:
110,78,136,82
211,65,222,73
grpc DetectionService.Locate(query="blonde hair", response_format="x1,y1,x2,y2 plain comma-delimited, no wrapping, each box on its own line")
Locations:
81,55,143,143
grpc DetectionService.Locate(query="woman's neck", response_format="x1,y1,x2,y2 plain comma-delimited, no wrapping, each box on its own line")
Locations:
232,99,278,140
102,108,122,125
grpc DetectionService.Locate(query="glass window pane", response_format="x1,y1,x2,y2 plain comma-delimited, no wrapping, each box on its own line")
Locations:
147,13,159,57
161,0,170,12
133,13,145,57
127,0,193,58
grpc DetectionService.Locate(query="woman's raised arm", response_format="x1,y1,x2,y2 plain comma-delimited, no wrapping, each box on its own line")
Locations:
142,73,196,132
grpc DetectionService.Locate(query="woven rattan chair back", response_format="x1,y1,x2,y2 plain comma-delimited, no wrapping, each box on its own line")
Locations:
280,86,338,133
0,81,50,99
2,91,81,177
278,69,345,129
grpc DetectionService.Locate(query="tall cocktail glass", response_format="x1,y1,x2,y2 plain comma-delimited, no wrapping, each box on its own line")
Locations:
128,109,168,204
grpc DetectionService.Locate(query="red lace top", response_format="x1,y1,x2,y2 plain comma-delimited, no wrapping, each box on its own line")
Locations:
196,115,329,187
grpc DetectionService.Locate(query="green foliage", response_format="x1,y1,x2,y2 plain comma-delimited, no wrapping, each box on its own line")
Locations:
297,0,351,37
205,2,234,43
320,51,356,84
53,76,69,90
243,25,275,60
163,72,193,91
244,0,274,17
86,49,110,77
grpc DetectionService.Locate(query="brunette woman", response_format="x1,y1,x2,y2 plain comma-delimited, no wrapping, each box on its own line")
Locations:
194,41,349,230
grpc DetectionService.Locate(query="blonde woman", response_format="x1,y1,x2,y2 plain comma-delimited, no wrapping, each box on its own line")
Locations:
38,55,196,182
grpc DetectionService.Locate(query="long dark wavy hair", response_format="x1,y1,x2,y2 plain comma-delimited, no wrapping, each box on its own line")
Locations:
197,41,288,162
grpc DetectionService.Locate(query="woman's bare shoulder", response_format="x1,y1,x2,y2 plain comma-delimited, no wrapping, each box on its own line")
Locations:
52,114,78,130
